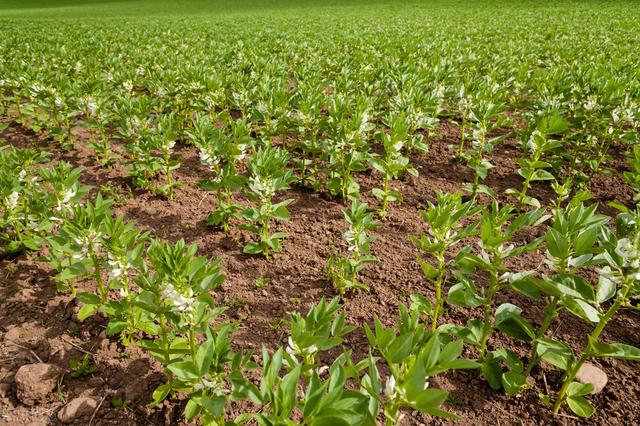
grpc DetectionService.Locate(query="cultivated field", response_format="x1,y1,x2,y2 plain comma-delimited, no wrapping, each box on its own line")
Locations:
1,0,639,425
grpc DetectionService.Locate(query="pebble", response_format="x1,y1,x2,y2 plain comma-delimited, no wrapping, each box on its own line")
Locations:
57,397,99,423
575,362,608,394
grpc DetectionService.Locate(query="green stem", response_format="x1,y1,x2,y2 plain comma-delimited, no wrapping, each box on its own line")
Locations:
478,269,499,360
431,254,445,332
188,327,197,363
158,314,171,366
524,297,560,377
90,251,107,303
262,196,271,259
165,149,173,200
458,120,466,158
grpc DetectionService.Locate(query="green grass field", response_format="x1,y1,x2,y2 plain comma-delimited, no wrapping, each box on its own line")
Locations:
1,0,637,19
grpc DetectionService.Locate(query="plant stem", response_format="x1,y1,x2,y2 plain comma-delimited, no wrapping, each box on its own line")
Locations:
90,251,108,303
188,327,197,363
458,120,466,158
524,297,560,377
165,149,173,200
158,314,171,366
431,254,445,332
478,269,499,360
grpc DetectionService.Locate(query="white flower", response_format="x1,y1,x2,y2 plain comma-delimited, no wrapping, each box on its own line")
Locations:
54,96,64,108
193,376,229,396
235,144,247,161
107,258,127,280
18,169,27,182
55,186,77,212
62,187,77,203
286,336,317,357
161,282,195,313
71,232,102,260
123,81,133,92
499,272,512,283
583,97,597,111
250,175,274,198
6,191,19,210
164,140,176,150
526,131,539,152
385,375,396,398
86,98,98,116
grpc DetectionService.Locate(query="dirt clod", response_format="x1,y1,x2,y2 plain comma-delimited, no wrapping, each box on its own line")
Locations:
57,396,100,423
14,363,62,405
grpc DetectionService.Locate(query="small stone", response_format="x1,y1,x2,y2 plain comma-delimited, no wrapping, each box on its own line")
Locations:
57,397,99,423
14,363,62,405
575,362,608,394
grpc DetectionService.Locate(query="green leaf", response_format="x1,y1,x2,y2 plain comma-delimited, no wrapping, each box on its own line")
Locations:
502,371,526,396
417,257,438,280
184,398,200,421
149,383,171,408
592,342,640,360
77,303,98,321
495,303,535,341
195,337,215,375
481,359,503,390
388,333,414,364
567,395,595,417
194,395,226,417
595,276,616,304
536,338,574,370
76,292,101,305
166,361,199,382
411,388,449,411
563,298,600,323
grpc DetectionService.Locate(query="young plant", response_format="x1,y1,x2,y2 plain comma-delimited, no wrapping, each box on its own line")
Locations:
68,354,97,379
150,114,182,199
363,299,479,425
510,202,610,385
459,97,509,197
135,239,249,424
370,112,419,219
410,191,479,331
99,214,150,344
283,297,355,376
80,96,117,167
189,113,248,232
323,96,373,202
445,202,548,376
233,347,373,426
242,146,294,259
549,209,640,417
47,194,113,304
326,199,378,297
0,147,52,254
506,113,568,209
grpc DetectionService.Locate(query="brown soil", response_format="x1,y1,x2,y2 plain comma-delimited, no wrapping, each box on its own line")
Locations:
0,120,638,425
